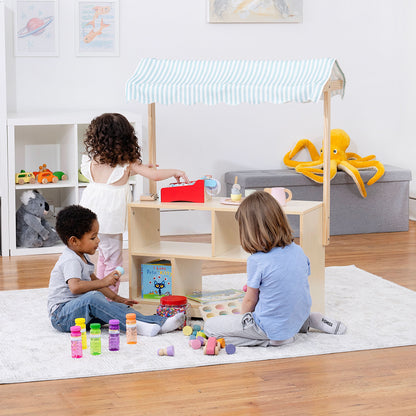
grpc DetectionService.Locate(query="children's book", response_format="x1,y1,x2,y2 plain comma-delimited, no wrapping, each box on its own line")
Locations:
186,288,245,304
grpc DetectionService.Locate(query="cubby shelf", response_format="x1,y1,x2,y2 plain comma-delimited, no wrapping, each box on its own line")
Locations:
128,198,325,318
7,111,142,256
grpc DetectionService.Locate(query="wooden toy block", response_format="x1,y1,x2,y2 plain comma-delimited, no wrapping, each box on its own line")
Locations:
157,345,175,356
203,337,220,355
182,325,193,336
225,344,236,354
199,301,242,321
196,331,207,339
197,336,207,346
189,339,202,349
217,338,226,349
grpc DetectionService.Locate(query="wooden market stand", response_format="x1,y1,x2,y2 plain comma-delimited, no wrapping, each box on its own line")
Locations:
126,58,345,316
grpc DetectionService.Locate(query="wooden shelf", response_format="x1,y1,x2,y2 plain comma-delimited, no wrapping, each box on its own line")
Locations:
128,197,325,317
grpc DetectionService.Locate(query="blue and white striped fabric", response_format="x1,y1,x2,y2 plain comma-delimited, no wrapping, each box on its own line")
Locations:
126,58,345,105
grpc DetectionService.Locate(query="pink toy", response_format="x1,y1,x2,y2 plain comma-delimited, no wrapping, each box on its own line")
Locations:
243,284,247,292
157,345,175,356
203,337,221,355
189,339,202,349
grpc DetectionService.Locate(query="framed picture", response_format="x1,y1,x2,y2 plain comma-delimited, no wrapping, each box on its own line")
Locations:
14,0,58,56
208,0,303,23
75,1,119,56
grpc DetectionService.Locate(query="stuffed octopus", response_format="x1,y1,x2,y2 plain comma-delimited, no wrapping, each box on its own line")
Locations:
283,129,385,198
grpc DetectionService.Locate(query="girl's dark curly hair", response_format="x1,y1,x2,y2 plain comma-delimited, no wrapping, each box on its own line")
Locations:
84,113,142,167
56,205,97,245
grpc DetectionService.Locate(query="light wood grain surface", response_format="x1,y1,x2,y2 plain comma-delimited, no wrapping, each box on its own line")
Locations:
1,222,415,415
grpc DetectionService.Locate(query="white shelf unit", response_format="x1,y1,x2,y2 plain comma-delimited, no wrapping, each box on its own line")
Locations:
7,111,142,256
128,198,325,318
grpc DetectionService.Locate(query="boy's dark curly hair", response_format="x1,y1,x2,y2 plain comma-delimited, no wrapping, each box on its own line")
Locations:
84,113,142,167
56,205,97,245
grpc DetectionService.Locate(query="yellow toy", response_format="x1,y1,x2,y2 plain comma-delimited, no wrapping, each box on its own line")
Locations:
283,129,385,198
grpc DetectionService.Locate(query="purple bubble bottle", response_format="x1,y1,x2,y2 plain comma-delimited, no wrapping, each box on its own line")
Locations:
70,325,83,359
108,319,120,351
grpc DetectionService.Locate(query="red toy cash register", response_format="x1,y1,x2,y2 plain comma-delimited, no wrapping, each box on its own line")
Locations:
160,177,220,203
161,179,206,203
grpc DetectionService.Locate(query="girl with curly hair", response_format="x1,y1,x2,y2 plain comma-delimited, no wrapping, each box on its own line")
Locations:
80,113,188,294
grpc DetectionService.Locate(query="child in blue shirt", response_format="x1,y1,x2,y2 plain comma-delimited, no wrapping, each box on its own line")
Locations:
47,205,184,335
204,191,346,347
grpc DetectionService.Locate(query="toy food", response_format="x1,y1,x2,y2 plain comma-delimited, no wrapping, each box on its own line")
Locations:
230,176,242,202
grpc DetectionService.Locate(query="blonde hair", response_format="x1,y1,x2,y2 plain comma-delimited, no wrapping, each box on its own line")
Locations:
235,191,293,254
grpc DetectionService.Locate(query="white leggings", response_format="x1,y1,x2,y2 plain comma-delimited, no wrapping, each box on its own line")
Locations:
204,312,302,347
96,233,123,294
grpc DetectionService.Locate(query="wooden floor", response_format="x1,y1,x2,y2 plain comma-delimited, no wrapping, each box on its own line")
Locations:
1,222,415,415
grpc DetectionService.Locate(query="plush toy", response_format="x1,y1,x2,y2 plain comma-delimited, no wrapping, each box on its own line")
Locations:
283,129,385,198
16,190,60,248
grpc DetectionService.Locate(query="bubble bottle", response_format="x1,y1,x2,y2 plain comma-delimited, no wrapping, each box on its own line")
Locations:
108,319,120,351
70,325,83,359
126,313,137,344
90,323,101,355
75,317,87,350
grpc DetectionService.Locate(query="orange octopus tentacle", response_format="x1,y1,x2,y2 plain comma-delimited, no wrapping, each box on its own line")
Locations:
283,139,320,168
338,161,367,197
347,160,385,186
295,160,338,183
346,152,376,161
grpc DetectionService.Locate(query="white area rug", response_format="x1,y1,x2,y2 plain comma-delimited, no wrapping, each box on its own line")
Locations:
1,266,415,384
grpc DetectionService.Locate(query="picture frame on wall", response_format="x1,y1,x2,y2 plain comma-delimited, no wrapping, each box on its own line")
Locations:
14,0,58,56
75,1,119,56
208,0,303,23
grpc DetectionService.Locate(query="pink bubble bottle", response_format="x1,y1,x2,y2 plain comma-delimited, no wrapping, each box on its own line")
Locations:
70,325,83,359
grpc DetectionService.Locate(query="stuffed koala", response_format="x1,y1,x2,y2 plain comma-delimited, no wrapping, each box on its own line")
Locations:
16,190,60,248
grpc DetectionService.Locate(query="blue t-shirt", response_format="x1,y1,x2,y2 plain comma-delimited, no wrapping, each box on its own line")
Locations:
247,242,312,341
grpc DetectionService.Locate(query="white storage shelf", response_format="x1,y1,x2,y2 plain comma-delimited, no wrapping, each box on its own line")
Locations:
7,112,142,256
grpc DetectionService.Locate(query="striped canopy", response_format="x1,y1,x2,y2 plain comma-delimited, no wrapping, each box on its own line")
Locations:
126,58,345,106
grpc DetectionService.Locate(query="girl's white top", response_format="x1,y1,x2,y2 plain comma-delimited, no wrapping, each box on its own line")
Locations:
80,155,131,234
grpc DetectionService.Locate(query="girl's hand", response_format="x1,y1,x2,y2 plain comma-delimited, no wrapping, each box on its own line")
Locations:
174,170,189,183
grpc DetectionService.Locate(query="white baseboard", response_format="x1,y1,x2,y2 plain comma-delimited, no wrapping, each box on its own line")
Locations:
160,210,212,236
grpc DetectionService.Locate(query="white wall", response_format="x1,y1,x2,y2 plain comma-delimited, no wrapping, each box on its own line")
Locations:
3,0,416,213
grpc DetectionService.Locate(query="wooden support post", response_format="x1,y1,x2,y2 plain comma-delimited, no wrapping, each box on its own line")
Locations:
322,88,331,246
148,103,157,195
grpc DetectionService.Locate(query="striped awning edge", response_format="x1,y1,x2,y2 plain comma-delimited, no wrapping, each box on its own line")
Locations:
126,57,345,106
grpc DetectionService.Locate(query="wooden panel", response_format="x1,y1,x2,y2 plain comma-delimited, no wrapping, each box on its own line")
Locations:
299,205,325,312
212,210,241,257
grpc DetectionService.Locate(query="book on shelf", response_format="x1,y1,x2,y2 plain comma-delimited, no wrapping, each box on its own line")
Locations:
186,288,245,304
